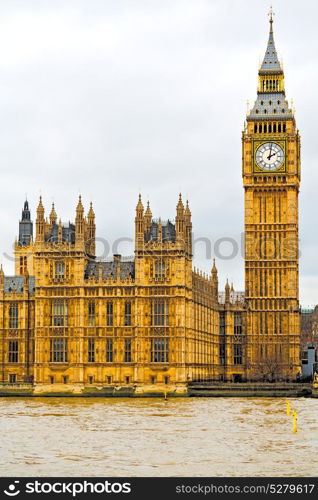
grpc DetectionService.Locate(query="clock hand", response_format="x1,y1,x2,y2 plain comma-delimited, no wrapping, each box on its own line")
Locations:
267,151,277,160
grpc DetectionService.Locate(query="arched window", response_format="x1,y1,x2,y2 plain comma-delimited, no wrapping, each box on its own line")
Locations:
278,123,281,133
254,124,257,133
283,124,286,133
264,124,267,133
269,124,272,133
273,123,277,133
259,124,263,133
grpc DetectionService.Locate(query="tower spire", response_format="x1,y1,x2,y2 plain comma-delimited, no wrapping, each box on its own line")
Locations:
260,6,281,72
49,202,57,226
247,11,294,121
269,5,274,34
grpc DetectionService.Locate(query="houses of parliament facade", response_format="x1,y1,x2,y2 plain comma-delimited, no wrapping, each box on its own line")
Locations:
0,14,301,395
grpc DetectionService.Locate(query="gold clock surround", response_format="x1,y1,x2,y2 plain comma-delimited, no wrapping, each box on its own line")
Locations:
253,138,286,174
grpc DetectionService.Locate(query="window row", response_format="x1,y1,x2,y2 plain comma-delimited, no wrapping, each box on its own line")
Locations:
51,299,169,327
260,79,281,92
253,122,286,134
50,338,169,364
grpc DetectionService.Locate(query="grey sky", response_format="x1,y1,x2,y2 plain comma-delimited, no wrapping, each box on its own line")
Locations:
0,0,316,306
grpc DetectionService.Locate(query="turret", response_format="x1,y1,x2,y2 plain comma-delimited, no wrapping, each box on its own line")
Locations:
58,219,63,244
158,217,163,243
184,199,192,254
35,196,45,243
135,194,144,250
87,202,96,256
144,201,152,233
175,193,185,240
49,203,57,226
225,279,230,305
211,258,218,300
18,199,33,246
75,195,84,243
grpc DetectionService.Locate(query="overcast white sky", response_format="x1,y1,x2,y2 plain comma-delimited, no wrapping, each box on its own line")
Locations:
0,0,317,306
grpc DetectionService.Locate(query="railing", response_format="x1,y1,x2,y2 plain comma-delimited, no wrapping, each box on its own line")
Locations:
0,383,34,388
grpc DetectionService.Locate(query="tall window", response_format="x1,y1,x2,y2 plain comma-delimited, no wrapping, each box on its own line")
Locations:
155,259,165,280
52,300,68,326
219,312,225,335
55,261,65,279
9,303,19,329
124,301,132,326
234,313,243,335
50,338,68,362
152,299,169,326
106,339,113,362
106,301,113,326
19,256,27,275
124,339,132,362
88,301,95,326
151,338,169,363
8,341,19,363
88,338,95,362
219,341,225,366
234,344,243,365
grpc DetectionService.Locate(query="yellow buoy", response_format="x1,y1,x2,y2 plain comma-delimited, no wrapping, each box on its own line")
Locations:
286,400,291,416
293,410,298,433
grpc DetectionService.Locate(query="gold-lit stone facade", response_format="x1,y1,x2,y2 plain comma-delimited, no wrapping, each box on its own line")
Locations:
0,194,249,394
0,15,301,395
243,12,300,380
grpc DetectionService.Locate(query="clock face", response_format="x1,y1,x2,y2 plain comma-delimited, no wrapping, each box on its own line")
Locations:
255,142,284,171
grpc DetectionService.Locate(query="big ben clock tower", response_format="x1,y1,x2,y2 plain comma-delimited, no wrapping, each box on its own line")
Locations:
243,10,301,381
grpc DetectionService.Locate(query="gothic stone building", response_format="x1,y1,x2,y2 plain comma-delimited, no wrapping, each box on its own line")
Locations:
0,14,301,395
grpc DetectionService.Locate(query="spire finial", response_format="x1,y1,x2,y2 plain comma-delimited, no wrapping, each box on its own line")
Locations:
177,193,184,212
136,193,144,213
88,201,95,219
268,5,274,33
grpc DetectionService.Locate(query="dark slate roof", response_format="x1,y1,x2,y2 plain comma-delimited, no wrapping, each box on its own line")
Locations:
145,220,176,243
4,276,35,294
45,223,75,244
248,92,293,120
85,260,135,280
260,24,282,72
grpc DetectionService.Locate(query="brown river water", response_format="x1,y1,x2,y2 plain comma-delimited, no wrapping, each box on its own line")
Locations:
0,397,317,477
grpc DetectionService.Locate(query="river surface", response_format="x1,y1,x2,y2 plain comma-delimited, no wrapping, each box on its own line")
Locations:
0,397,317,477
